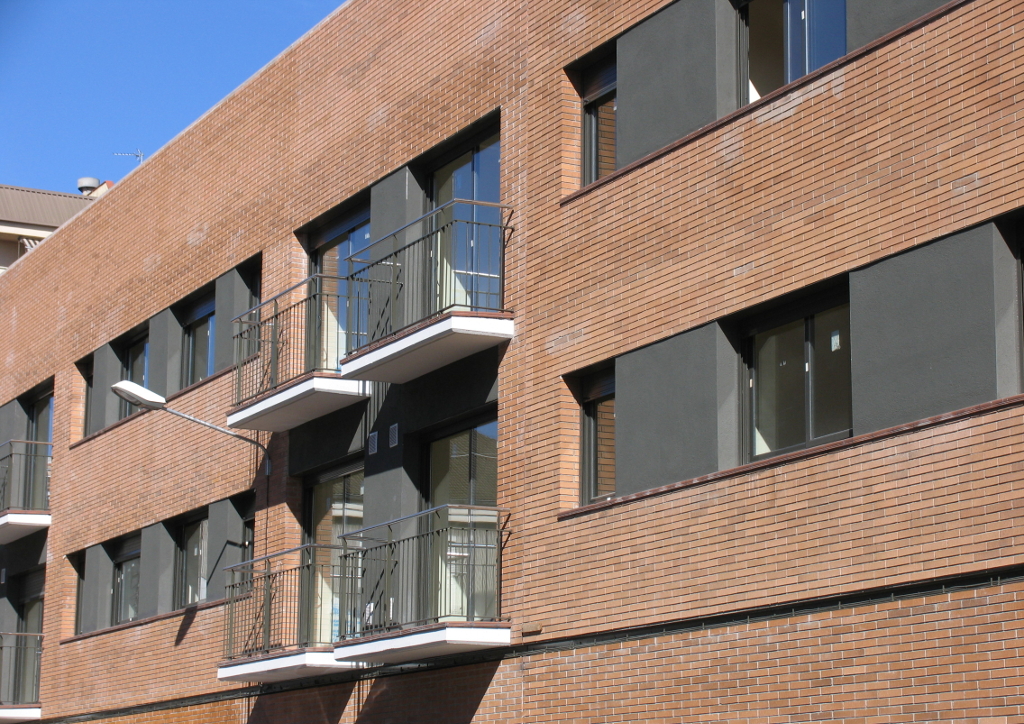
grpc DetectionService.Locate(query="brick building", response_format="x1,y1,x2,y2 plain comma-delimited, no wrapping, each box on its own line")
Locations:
0,0,1022,721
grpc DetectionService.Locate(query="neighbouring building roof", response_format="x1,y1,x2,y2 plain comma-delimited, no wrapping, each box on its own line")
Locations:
0,183,93,230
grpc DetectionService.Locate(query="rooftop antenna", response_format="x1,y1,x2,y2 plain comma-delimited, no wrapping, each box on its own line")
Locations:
113,149,144,164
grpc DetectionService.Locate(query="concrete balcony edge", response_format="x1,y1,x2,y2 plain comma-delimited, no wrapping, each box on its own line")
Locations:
0,512,50,545
340,313,515,383
0,706,41,723
226,375,370,432
217,649,361,683
333,622,512,665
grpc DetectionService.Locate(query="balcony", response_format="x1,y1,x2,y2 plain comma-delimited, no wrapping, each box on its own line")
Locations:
337,199,514,383
0,633,42,722
0,442,50,544
331,505,510,665
226,279,371,432
219,506,508,680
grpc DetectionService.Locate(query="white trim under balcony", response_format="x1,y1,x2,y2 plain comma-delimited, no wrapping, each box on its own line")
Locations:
0,707,41,723
339,313,514,384
226,375,369,432
217,649,358,683
0,514,50,546
333,621,511,665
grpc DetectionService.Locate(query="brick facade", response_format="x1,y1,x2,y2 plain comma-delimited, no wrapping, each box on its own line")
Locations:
1,0,1023,720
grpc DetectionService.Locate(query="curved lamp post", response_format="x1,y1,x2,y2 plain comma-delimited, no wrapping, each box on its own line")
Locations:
111,380,270,474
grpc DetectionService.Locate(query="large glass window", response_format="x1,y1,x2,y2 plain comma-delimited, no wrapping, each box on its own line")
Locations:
580,53,617,185
181,296,216,387
120,334,149,418
311,209,371,363
580,369,616,504
13,569,43,705
24,391,52,510
750,301,851,457
742,0,846,102
308,465,365,545
177,517,208,607
429,419,498,507
111,534,141,625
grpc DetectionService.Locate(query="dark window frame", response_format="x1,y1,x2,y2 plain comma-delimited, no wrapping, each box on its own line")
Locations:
578,368,616,505
180,294,216,389
578,51,617,186
118,330,150,419
110,534,142,626
174,512,209,609
739,284,851,461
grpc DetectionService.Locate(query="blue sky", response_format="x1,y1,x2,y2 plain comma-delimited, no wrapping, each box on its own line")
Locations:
0,0,344,194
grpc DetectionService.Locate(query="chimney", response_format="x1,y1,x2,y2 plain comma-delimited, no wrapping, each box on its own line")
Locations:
77,177,100,195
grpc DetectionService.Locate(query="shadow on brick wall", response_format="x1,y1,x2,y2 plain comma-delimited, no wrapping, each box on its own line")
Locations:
354,661,501,724
246,683,354,724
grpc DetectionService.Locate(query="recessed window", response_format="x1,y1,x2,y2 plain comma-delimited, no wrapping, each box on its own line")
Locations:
119,333,149,418
429,419,498,507
181,295,216,387
111,534,141,625
177,517,208,607
77,356,95,436
23,389,52,511
749,300,851,458
580,369,615,504
308,463,365,544
741,0,847,103
580,52,617,185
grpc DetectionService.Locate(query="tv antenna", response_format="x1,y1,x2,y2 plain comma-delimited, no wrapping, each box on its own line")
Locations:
113,149,145,164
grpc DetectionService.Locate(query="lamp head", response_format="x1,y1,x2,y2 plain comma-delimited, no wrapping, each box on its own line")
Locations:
111,380,166,410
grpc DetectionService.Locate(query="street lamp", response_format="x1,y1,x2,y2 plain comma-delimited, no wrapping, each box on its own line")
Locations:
111,380,270,474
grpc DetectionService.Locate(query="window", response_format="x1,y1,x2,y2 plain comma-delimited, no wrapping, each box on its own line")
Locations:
77,356,95,436
311,208,371,278
429,419,498,507
580,369,615,504
307,463,365,544
579,52,616,185
111,534,141,625
177,517,208,607
23,389,52,510
181,295,216,387
748,299,851,458
119,333,149,418
741,0,846,103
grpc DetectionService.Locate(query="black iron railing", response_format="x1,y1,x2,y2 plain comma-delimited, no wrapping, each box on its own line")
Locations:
0,633,42,705
223,505,505,660
231,200,512,406
0,441,50,513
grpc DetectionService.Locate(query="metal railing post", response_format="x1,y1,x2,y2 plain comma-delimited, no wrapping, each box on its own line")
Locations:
261,559,272,654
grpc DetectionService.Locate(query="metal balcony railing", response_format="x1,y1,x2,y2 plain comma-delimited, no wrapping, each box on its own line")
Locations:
0,441,51,512
231,199,512,406
0,633,42,705
223,505,506,661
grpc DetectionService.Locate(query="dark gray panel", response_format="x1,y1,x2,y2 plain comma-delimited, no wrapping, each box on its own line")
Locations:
617,0,739,167
401,348,499,434
288,402,367,477
616,323,722,496
148,308,182,399
4,530,46,578
80,544,114,634
847,0,947,51
369,167,428,259
91,344,123,432
215,267,256,373
138,523,176,618
0,400,27,445
206,498,245,601
850,223,1015,434
715,323,742,471
362,384,412,528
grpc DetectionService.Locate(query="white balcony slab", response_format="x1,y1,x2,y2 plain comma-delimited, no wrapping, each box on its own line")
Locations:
217,650,359,683
0,513,50,544
340,316,514,384
333,624,511,665
227,377,369,432
0,707,41,723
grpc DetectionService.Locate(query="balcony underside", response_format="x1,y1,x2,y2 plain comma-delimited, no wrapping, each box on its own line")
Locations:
0,707,41,723
340,313,514,384
0,513,50,544
226,375,369,432
333,622,512,665
217,649,359,683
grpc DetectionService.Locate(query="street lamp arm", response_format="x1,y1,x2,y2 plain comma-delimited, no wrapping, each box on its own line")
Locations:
161,408,271,473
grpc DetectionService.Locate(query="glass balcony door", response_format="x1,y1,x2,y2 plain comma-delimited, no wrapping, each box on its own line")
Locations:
24,394,51,511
